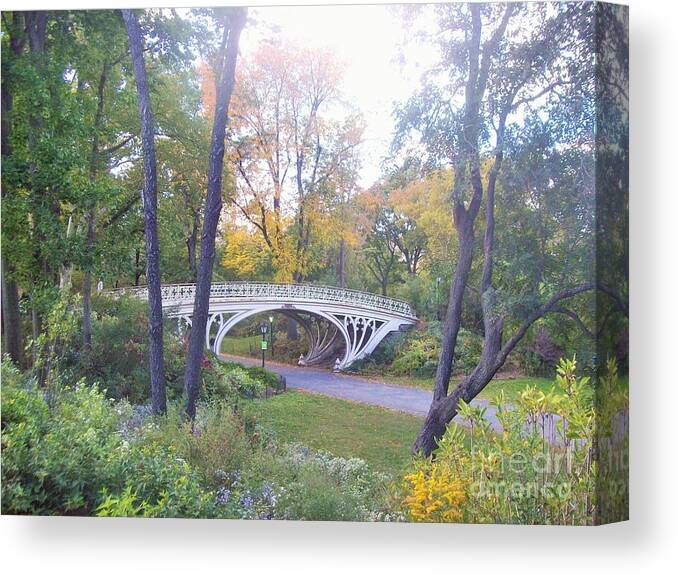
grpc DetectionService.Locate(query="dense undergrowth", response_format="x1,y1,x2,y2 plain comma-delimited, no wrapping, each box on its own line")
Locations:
1,358,392,520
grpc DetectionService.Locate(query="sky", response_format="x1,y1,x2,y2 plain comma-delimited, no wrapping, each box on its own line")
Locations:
238,4,436,188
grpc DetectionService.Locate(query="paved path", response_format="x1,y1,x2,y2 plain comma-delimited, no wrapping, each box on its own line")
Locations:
221,354,503,432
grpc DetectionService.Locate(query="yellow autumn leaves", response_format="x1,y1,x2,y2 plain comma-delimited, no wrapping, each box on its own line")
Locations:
403,466,467,523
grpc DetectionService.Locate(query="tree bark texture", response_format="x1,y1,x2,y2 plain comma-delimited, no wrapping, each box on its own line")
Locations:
184,8,247,420
123,9,167,415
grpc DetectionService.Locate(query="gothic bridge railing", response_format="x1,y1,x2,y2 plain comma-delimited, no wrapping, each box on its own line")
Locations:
108,282,417,319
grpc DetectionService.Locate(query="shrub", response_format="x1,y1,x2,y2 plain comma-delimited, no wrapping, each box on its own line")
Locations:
1,365,217,518
403,465,466,522
143,402,250,490
98,441,218,518
359,323,482,378
65,295,186,403
2,358,395,522
201,363,265,403
390,325,440,376
2,380,121,515
206,442,391,521
275,446,389,521
245,365,283,391
279,465,364,521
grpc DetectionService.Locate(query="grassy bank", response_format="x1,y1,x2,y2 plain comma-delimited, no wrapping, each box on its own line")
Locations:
243,390,426,476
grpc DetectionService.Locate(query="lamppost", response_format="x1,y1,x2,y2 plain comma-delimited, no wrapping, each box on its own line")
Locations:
259,321,269,368
268,315,274,358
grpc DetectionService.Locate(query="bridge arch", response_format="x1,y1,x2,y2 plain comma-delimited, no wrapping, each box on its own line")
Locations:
210,305,351,368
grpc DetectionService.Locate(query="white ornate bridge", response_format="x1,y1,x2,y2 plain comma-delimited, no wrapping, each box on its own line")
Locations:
109,282,418,370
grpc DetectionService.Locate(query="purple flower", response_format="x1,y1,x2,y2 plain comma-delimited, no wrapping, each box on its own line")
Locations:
216,487,231,505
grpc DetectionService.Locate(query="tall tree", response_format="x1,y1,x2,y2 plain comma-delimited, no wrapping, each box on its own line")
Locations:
183,7,247,420
122,8,166,415
1,11,86,373
220,40,362,282
394,3,628,455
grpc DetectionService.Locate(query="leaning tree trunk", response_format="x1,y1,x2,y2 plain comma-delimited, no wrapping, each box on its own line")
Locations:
123,9,166,415
184,8,247,420
412,4,510,453
431,218,476,402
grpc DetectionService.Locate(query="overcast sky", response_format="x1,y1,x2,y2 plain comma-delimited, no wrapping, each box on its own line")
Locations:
239,4,435,188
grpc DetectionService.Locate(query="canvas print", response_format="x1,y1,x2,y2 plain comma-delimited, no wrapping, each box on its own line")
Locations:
0,2,628,524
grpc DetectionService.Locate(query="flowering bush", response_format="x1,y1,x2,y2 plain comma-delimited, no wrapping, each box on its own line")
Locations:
1,364,220,517
206,443,391,521
399,357,628,525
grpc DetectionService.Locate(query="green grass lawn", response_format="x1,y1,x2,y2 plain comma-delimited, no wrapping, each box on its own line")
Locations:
243,390,426,476
363,372,553,403
219,335,261,356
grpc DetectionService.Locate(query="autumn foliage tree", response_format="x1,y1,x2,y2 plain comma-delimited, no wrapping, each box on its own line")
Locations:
203,39,363,283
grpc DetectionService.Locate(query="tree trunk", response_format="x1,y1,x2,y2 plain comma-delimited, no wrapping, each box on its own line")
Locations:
338,238,346,289
123,9,166,415
184,8,246,420
432,219,475,401
1,257,23,365
186,214,198,280
82,211,95,348
24,12,49,370
414,5,514,452
413,356,502,454
83,61,109,349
